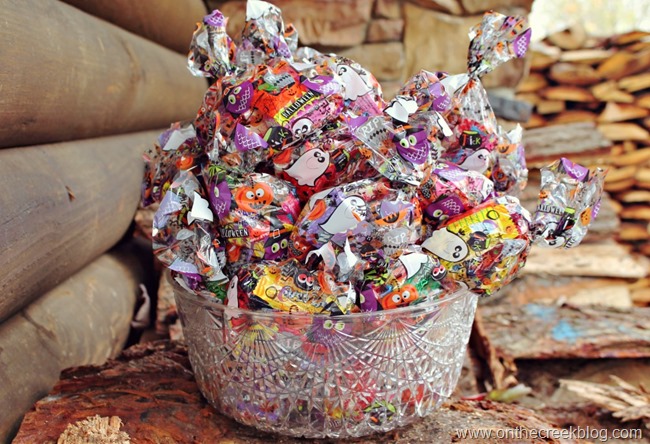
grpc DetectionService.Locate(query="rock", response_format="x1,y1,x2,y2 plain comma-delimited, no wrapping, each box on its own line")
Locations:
216,0,373,47
404,5,476,78
339,42,405,81
407,0,465,15
460,0,534,14
366,18,404,42
374,0,402,19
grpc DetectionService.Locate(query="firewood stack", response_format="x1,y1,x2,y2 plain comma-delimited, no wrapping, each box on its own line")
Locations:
516,27,650,256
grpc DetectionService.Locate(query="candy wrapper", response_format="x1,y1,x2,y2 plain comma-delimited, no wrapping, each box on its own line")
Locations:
422,195,531,296
418,160,494,230
440,13,532,177
270,121,374,202
152,170,227,297
532,158,607,248
290,178,422,275
358,246,456,311
232,258,357,315
202,167,301,269
142,122,202,207
492,125,528,196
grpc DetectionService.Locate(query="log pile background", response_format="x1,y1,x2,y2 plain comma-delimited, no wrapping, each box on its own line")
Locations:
0,0,208,440
516,27,650,256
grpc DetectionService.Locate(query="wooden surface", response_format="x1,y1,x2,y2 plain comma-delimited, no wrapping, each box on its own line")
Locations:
60,0,207,54
0,130,160,322
0,0,206,148
13,341,573,444
0,244,146,443
522,122,612,165
475,302,650,362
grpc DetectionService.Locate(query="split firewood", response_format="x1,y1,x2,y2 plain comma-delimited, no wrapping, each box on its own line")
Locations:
618,223,650,241
604,165,637,183
598,123,650,142
617,189,650,203
604,177,636,193
500,275,630,306
560,377,650,429
621,205,650,221
632,287,650,305
524,113,546,128
476,302,650,371
547,24,587,50
609,30,650,46
559,48,615,64
627,40,650,52
566,285,632,309
637,94,650,109
550,109,598,125
548,62,602,86
523,122,611,163
536,100,565,115
516,72,548,93
541,85,596,102
597,50,650,80
530,50,559,70
592,80,636,103
609,147,650,166
598,102,650,123
638,180,650,190
515,92,541,106
523,242,649,279
643,116,650,131
636,168,650,183
619,72,650,93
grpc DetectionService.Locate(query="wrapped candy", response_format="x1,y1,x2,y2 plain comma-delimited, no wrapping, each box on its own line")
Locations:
418,160,495,229
270,121,374,202
440,13,532,177
142,122,203,207
152,170,227,297
232,258,357,314
531,158,607,248
143,3,607,308
202,168,301,269
358,246,455,311
422,196,531,296
290,178,422,272
492,125,528,196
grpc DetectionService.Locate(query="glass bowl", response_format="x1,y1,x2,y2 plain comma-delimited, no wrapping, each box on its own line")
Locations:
173,283,478,439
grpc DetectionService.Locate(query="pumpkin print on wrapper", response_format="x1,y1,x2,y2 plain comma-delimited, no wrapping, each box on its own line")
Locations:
215,171,301,269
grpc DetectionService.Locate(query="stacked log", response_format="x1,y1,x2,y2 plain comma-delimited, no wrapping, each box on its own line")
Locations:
0,0,207,438
517,28,650,255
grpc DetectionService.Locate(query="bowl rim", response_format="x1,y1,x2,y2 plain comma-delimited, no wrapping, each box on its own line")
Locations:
170,274,476,321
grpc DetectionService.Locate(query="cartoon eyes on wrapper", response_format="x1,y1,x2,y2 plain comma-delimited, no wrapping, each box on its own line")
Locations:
322,319,346,332
271,238,288,253
291,118,313,139
295,272,314,291
224,81,253,115
235,182,274,213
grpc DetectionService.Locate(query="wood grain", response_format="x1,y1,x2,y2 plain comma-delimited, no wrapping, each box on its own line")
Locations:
60,0,207,54
0,130,160,322
0,0,206,148
0,245,145,442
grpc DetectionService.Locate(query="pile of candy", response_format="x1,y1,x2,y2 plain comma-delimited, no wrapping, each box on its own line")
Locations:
142,0,606,314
